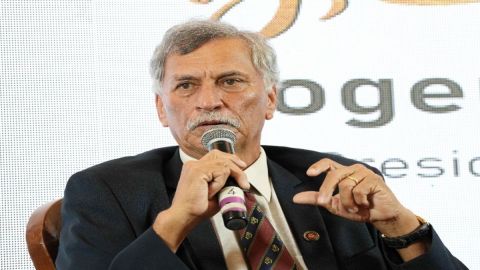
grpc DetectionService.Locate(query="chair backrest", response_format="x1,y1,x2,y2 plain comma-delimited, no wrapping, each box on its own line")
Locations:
26,199,63,270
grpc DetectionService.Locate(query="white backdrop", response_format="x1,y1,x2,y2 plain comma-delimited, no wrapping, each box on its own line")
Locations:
1,0,479,269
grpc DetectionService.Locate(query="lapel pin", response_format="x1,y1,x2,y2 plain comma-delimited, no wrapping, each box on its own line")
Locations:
303,231,320,241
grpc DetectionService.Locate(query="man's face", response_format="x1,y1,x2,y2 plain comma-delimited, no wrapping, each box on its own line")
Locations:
156,38,277,162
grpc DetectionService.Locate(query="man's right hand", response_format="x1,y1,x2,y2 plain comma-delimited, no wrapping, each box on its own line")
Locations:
152,150,249,252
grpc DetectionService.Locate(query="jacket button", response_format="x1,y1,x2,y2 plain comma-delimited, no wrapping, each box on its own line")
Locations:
303,231,320,241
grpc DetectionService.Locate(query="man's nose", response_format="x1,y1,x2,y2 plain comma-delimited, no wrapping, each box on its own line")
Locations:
195,84,223,111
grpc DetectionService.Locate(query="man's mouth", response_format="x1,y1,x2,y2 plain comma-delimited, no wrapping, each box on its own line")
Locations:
186,112,241,131
196,121,234,129
198,120,226,126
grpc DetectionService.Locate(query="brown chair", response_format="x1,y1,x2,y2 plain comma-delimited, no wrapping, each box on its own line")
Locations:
26,199,63,270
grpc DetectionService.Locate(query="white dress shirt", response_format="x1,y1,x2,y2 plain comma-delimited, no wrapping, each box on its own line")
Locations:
179,147,307,269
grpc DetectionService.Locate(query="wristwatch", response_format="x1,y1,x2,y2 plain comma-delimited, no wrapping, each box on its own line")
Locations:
381,216,431,249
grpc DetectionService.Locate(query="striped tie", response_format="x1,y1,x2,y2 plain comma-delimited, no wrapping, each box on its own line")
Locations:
239,192,297,270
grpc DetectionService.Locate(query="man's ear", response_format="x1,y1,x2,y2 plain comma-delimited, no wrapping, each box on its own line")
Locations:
265,86,277,120
155,94,169,127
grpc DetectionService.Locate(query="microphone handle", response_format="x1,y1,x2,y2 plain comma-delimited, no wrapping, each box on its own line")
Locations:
209,140,248,230
208,140,235,154
219,178,248,230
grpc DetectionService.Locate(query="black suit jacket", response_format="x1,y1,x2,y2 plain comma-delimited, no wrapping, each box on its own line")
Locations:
56,146,467,269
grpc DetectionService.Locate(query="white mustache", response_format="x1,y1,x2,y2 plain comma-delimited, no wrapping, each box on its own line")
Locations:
187,112,241,131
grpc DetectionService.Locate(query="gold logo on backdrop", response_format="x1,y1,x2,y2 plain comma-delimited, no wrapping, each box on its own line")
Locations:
191,0,479,38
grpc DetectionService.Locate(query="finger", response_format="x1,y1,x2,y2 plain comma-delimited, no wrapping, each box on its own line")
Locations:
330,194,370,222
206,152,249,189
207,160,232,194
204,150,247,168
337,165,371,209
338,176,360,213
295,190,371,223
226,160,250,190
306,158,344,176
292,191,320,205
351,174,383,208
229,155,247,169
317,166,356,205
207,159,249,198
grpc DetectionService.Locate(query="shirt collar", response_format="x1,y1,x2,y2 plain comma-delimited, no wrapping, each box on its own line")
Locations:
178,147,271,202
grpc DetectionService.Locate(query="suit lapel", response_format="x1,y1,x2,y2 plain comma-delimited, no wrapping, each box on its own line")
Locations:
162,148,227,270
185,220,227,270
163,148,182,191
267,158,339,270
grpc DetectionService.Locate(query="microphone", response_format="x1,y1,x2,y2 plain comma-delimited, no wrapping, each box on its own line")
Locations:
201,128,248,230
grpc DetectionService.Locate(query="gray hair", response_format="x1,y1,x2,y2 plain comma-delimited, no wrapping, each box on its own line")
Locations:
149,20,279,95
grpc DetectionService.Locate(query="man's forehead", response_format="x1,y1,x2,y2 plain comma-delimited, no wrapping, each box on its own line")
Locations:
163,38,257,78
174,37,251,56
166,38,252,62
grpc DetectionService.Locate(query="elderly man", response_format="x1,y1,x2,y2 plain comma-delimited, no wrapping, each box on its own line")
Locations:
56,20,466,270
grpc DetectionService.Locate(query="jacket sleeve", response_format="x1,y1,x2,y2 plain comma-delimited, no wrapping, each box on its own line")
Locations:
380,226,468,270
55,171,189,270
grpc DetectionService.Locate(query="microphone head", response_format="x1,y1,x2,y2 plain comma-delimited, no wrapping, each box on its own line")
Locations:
201,128,236,151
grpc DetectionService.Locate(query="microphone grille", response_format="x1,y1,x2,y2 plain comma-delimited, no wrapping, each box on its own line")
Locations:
201,128,236,150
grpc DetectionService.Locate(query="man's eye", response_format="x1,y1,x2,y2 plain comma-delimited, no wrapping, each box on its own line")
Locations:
219,78,247,92
222,78,245,87
177,82,192,90
224,79,237,86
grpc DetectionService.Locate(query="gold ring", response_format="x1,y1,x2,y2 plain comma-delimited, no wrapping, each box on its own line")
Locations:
345,176,359,185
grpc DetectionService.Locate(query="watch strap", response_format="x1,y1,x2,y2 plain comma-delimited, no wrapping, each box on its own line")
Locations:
381,216,431,249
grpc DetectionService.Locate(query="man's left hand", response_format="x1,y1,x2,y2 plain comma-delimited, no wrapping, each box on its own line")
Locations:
292,158,421,238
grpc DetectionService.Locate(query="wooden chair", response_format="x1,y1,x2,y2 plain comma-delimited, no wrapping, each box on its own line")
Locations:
26,199,63,270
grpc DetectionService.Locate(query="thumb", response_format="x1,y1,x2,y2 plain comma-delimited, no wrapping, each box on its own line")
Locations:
292,191,321,205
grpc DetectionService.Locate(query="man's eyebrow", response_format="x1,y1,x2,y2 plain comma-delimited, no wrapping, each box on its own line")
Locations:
217,71,248,78
173,75,198,81
171,71,248,81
